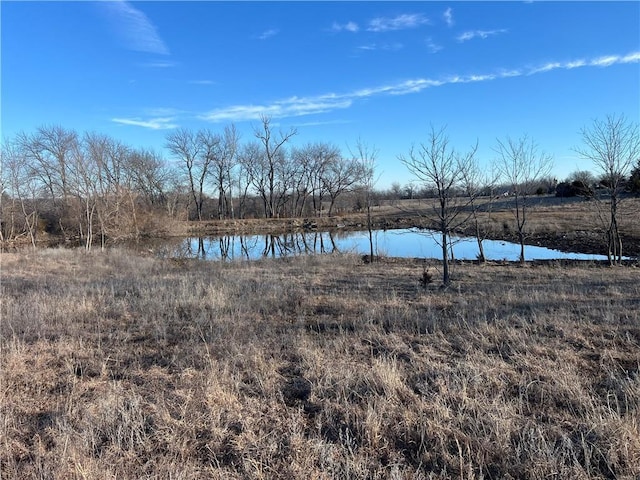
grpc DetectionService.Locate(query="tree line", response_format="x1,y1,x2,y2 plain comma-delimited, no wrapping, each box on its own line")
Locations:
0,116,375,250
398,114,639,282
2,113,638,274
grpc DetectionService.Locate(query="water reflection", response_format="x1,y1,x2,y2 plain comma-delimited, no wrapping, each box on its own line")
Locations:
175,231,345,260
161,228,613,262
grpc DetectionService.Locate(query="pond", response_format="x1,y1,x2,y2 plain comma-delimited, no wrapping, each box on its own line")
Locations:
158,228,613,262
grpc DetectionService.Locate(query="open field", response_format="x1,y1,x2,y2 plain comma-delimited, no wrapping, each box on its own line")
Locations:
1,249,639,478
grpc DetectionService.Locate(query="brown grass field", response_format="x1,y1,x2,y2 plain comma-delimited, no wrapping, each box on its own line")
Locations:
1,245,639,478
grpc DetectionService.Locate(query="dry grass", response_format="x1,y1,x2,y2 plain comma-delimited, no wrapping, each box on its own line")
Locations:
1,249,639,479
379,196,640,234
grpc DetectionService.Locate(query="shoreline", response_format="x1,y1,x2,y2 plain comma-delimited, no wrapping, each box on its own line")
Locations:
3,197,639,258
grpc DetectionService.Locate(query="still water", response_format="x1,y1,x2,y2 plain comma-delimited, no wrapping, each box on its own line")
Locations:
161,228,612,262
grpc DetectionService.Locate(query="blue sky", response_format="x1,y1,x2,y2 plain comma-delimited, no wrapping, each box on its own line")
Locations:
2,1,639,187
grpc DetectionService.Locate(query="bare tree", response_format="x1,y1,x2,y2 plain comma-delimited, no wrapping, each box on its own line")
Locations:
569,170,597,189
494,135,553,263
236,141,262,218
291,142,341,217
458,146,495,263
274,150,300,218
4,127,194,244
285,142,357,218
199,126,239,220
253,115,297,218
404,183,417,200
389,182,403,202
399,126,473,284
164,177,190,220
557,170,597,198
83,133,123,246
16,125,79,236
574,114,640,264
166,128,208,221
84,134,152,245
322,151,360,216
1,139,41,247
197,129,224,220
222,124,240,219
127,148,170,208
352,139,379,262
290,145,314,217
1,141,17,242
239,140,270,218
27,125,78,200
67,141,90,249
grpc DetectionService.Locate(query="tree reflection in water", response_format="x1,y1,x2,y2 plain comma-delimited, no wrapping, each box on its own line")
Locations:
167,228,613,262
173,231,343,261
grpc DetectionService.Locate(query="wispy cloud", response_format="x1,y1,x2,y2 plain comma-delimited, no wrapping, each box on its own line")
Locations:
198,51,640,123
257,28,279,40
367,14,430,32
103,0,169,55
189,80,215,85
112,117,178,130
529,51,640,74
356,42,404,52
332,21,359,33
351,79,446,97
594,52,640,66
425,37,443,54
295,119,352,128
457,29,508,43
200,95,353,123
443,8,454,27
139,61,176,68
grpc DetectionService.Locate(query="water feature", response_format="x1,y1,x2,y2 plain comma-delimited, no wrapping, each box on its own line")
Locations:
158,228,614,262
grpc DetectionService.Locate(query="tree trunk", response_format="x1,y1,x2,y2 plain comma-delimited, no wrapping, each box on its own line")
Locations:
328,197,336,216
367,202,374,261
473,216,486,263
476,236,486,263
442,230,450,285
518,231,525,264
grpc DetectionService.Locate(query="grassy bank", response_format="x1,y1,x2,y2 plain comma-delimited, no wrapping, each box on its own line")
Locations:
1,249,639,478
